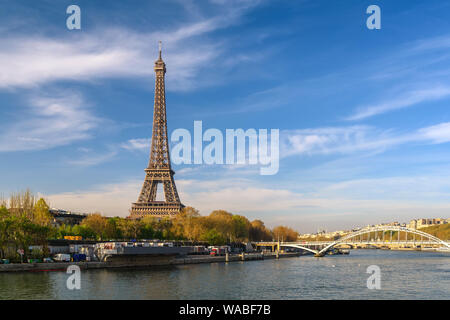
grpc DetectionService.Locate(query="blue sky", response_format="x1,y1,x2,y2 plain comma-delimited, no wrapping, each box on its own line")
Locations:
1,0,450,233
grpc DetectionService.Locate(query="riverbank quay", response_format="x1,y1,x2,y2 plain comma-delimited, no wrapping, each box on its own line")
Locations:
0,252,301,273
173,251,300,265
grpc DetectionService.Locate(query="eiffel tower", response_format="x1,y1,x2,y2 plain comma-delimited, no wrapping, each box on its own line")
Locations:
130,42,184,218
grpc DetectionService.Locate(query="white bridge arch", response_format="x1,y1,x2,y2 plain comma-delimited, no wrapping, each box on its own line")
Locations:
281,226,450,257
278,244,319,255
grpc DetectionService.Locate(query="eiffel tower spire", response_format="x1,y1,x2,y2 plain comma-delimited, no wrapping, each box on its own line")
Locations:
130,42,184,218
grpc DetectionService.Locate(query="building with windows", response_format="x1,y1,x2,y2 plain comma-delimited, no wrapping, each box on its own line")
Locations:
408,218,449,230
49,209,87,227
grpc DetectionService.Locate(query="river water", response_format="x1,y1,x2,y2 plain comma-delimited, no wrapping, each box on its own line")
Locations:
0,250,449,300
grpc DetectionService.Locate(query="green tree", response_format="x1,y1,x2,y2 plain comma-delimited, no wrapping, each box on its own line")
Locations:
33,198,52,226
81,213,109,240
207,210,233,242
118,218,144,240
0,206,11,258
171,207,203,241
230,215,250,242
201,229,226,245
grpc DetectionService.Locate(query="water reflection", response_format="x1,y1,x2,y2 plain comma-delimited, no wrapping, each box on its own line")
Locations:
0,250,449,300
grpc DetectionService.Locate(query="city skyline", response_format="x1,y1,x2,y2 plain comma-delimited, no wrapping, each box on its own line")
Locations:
2,0,450,233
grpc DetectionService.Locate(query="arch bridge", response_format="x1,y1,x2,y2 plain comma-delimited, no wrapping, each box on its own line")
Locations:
257,226,450,257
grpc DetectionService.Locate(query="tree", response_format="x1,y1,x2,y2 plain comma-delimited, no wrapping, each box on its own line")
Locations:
9,189,35,218
207,210,233,242
201,229,226,245
0,205,8,219
249,220,272,241
118,218,144,240
139,216,164,239
29,223,52,257
71,224,96,240
81,213,109,240
0,206,11,258
0,195,6,208
230,215,250,242
105,217,122,239
128,219,144,239
33,198,52,226
171,207,202,241
272,226,299,242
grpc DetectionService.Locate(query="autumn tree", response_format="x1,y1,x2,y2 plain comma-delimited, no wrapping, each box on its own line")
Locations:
230,215,251,242
171,207,204,241
81,213,109,240
249,220,272,241
9,189,35,218
272,226,299,242
207,210,234,242
32,198,52,226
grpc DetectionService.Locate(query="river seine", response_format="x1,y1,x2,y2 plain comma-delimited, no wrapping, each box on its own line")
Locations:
0,250,449,299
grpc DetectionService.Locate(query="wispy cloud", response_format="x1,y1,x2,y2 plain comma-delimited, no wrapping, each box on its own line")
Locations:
282,122,450,158
344,32,450,121
0,30,218,91
0,1,261,91
282,126,399,157
66,150,118,167
120,138,150,152
418,122,450,144
346,85,450,121
0,91,101,152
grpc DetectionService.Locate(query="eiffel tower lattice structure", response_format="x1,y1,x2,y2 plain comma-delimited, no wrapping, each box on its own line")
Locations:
130,42,184,219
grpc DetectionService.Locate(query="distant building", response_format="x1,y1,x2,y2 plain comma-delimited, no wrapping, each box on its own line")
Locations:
49,209,87,227
408,218,448,230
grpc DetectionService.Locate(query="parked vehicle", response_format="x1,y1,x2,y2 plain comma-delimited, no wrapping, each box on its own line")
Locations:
43,258,54,263
191,246,209,255
210,247,227,256
72,253,86,262
53,253,71,262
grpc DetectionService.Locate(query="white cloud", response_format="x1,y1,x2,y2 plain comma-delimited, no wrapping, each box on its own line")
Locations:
0,30,219,91
121,138,150,152
66,151,118,167
347,85,450,121
282,126,401,157
47,180,141,216
0,1,260,91
281,122,450,158
46,175,450,233
0,92,101,152
418,122,450,144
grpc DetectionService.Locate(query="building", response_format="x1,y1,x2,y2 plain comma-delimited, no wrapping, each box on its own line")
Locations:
408,218,448,230
49,209,87,227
